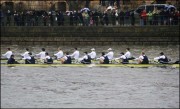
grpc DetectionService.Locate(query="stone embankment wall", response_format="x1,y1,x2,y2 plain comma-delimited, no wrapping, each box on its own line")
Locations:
1,26,179,45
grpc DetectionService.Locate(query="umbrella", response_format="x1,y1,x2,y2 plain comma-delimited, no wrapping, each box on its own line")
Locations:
106,6,116,11
81,8,90,12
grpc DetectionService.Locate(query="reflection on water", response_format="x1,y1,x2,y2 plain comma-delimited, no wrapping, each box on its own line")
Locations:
1,44,179,61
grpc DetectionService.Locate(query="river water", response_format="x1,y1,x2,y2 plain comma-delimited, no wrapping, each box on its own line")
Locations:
1,44,179,108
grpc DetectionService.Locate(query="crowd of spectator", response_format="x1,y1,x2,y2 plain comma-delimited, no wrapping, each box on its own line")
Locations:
0,8,179,26
139,8,179,26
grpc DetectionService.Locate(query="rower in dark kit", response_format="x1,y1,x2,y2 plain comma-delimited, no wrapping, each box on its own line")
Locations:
81,52,91,64
44,52,53,64
137,52,149,64
25,52,35,64
7,55,19,64
60,52,72,64
99,52,109,64
117,52,129,64
154,52,169,64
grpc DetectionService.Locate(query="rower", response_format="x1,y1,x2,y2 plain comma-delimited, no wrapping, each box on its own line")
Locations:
25,52,35,64
36,48,46,60
117,52,129,64
81,52,91,64
99,52,109,64
54,47,63,60
70,48,80,63
2,48,13,59
125,48,135,60
105,48,114,62
21,48,29,60
44,52,53,64
137,52,149,64
7,55,19,64
88,48,96,60
60,52,72,64
154,52,169,64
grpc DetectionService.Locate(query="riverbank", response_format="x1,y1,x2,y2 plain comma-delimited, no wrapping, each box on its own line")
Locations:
1,26,179,45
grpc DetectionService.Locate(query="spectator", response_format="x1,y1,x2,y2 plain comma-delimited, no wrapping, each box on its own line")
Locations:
0,10,4,26
147,11,153,25
130,11,135,26
140,9,147,26
6,10,11,26
111,10,116,25
173,10,179,25
78,10,84,26
89,11,94,26
159,9,165,25
82,11,89,26
13,11,19,26
73,11,78,26
42,11,48,26
119,10,124,26
93,10,99,26
49,12,54,26
124,10,130,26
103,11,109,26
34,11,39,26
99,11,104,25
20,11,26,26
57,11,64,26
153,8,159,25
70,12,74,26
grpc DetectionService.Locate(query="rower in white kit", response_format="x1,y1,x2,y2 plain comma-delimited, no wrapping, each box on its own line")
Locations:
1,48,13,59
88,48,96,60
105,48,114,63
70,48,80,63
36,48,46,62
21,48,30,60
54,47,63,60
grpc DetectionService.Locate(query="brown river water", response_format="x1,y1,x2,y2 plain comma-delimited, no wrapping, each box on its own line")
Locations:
1,44,179,108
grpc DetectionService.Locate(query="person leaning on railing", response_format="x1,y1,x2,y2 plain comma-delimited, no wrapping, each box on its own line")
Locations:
147,11,153,25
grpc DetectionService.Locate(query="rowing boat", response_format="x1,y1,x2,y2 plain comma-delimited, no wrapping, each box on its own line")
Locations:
0,59,136,64
1,59,179,68
1,63,179,68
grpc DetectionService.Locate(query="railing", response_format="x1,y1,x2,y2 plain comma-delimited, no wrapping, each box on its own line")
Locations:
0,15,180,27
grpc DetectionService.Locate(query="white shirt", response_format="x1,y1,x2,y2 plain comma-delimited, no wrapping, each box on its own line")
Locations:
36,51,46,59
120,55,127,59
125,51,131,58
21,51,29,59
71,50,80,60
105,51,114,60
63,55,70,60
100,56,105,60
2,51,13,59
82,55,88,60
139,55,144,60
54,50,63,59
154,55,166,60
26,55,31,60
45,55,51,59
88,51,96,59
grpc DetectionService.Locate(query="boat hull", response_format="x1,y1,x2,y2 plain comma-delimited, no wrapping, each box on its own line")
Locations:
1,64,179,68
